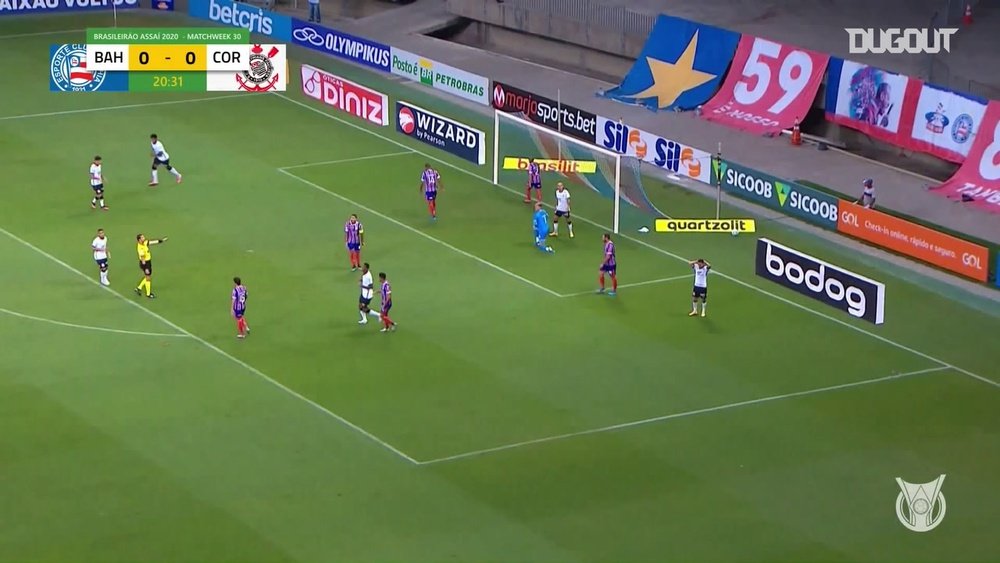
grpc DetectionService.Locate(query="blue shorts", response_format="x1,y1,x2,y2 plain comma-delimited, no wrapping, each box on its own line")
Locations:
381,302,392,314
91,184,104,192
535,228,549,242
346,242,361,252
233,309,245,319
530,181,541,189
601,264,617,274
95,258,108,268
425,191,437,201
693,286,708,300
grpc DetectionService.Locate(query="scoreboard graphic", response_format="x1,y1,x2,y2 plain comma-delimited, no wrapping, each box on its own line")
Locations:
50,27,287,92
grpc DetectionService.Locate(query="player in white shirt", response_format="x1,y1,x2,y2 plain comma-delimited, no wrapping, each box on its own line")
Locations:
92,228,110,286
688,258,711,317
550,182,574,238
90,156,108,211
357,262,380,324
149,134,182,186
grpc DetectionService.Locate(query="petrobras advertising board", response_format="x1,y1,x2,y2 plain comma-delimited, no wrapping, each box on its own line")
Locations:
396,101,485,165
597,116,712,184
390,47,488,105
291,20,390,72
2,0,136,15
189,0,291,41
755,238,886,325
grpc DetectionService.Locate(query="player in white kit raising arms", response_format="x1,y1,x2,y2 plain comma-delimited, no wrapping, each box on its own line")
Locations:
92,228,110,286
688,258,711,317
149,134,182,186
550,182,574,238
90,156,108,210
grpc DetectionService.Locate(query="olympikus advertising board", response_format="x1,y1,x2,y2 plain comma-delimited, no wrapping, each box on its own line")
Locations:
189,0,291,41
599,14,740,111
291,20,390,72
596,116,712,184
906,82,988,163
825,58,919,146
932,99,1000,214
2,0,136,14
712,159,840,230
701,35,829,135
491,81,597,144
837,202,989,282
49,44,128,92
390,47,488,105
396,101,486,165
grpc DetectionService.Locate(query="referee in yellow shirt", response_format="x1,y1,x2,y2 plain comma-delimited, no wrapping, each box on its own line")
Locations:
135,233,167,299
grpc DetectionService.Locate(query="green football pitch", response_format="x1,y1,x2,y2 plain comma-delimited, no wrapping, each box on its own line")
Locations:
2,13,998,562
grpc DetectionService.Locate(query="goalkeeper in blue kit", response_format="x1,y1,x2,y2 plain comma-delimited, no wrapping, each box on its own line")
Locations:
533,203,554,253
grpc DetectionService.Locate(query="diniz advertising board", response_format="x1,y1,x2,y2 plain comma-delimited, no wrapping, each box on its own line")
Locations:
300,64,388,126
755,238,886,325
491,81,597,144
596,116,712,185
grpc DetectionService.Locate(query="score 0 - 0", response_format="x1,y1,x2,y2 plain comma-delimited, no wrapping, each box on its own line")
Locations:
85,44,252,72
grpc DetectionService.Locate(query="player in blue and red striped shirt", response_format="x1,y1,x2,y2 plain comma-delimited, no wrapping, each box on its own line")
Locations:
598,233,617,296
420,164,441,220
524,158,542,203
344,214,364,271
378,272,397,332
232,276,249,338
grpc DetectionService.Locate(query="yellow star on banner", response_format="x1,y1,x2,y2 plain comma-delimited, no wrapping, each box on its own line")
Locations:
631,31,717,109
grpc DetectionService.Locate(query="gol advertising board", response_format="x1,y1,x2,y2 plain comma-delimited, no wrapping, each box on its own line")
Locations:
396,101,486,165
596,116,712,185
712,160,839,229
837,202,989,282
390,47,488,105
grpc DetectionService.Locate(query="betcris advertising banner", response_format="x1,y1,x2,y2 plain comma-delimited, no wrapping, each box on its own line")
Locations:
932,99,1000,215
291,20,390,72
390,47,488,105
701,35,829,135
189,0,291,41
825,57,919,146
396,101,485,165
2,0,136,15
599,14,740,111
49,44,128,92
712,159,839,230
906,81,987,163
596,116,711,185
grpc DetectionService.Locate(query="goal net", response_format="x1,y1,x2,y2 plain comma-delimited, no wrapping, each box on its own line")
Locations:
493,111,666,233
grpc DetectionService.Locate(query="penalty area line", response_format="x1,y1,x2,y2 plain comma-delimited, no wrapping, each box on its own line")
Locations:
561,274,690,297
416,366,952,465
0,307,190,338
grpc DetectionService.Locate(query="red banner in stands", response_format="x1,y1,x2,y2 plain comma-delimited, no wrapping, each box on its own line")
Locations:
932,99,1000,214
701,36,829,135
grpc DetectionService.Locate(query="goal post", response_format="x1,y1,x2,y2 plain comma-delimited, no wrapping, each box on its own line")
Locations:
493,111,665,234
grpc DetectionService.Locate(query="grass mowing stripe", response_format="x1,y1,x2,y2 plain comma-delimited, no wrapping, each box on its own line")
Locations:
278,168,565,298
561,274,690,297
0,28,84,39
279,151,414,170
274,93,999,390
0,94,248,121
417,366,952,464
0,225,421,465
0,307,190,338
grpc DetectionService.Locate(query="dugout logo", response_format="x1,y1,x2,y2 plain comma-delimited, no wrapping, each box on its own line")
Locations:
492,82,597,143
755,238,886,325
50,44,106,92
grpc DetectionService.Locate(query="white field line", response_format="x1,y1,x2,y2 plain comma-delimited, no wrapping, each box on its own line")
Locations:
0,29,85,39
278,168,564,298
0,94,247,122
279,151,413,170
561,274,690,297
0,307,189,338
275,93,998,390
417,366,952,465
0,225,420,465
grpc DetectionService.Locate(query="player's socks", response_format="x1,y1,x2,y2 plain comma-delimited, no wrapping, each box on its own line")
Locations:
701,303,707,317
151,170,159,184
524,188,532,203
552,224,558,236
368,310,380,317
91,198,97,208
99,198,106,210
568,223,574,238
612,277,618,291
359,310,367,322
169,168,182,182
144,280,152,297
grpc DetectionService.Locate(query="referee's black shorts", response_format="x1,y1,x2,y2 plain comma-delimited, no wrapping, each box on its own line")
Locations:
139,261,152,275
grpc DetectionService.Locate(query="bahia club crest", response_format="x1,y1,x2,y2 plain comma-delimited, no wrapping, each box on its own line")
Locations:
206,44,287,92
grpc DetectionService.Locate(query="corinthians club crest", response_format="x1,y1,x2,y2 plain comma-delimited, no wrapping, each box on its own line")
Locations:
237,44,281,92
895,475,946,532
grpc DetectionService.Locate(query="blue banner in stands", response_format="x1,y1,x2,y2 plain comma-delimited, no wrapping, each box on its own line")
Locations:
599,14,740,112
1,0,137,15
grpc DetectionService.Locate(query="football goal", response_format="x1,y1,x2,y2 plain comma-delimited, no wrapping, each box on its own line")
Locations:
493,111,667,233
